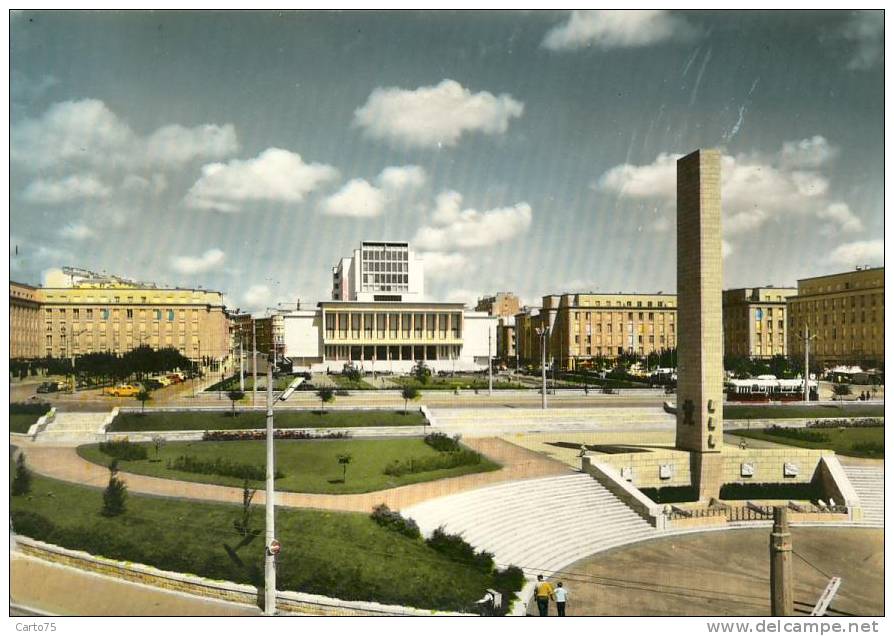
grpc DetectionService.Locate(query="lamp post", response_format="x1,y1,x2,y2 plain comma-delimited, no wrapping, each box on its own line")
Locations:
798,326,817,402
488,328,493,396
536,326,549,409
264,359,277,615
69,328,89,393
252,318,258,407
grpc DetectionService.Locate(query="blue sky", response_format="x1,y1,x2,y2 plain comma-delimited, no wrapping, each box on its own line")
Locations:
9,10,884,312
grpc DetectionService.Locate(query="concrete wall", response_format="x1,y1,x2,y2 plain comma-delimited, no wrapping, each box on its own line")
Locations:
461,312,498,364
282,311,322,360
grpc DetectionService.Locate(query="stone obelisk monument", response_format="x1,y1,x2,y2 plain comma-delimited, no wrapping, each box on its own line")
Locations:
676,149,724,500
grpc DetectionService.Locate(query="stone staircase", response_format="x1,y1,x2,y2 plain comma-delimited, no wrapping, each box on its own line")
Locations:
37,411,108,444
428,407,675,435
842,465,884,527
402,473,658,576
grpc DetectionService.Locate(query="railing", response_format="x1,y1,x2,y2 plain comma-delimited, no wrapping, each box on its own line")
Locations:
666,502,848,523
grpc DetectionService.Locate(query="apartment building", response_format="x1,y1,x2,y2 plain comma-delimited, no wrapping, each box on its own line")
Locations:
787,266,884,366
10,281,42,359
516,292,677,370
476,293,520,362
722,287,797,359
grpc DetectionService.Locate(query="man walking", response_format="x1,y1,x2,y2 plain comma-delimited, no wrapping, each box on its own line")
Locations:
554,581,569,616
534,574,554,616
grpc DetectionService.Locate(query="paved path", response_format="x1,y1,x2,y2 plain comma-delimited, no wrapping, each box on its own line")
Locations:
15,437,571,513
11,552,261,616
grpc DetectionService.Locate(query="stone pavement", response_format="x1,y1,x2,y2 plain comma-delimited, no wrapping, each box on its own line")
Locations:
15,437,571,513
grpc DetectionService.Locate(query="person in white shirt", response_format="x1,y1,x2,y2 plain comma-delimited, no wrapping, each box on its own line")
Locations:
553,581,569,616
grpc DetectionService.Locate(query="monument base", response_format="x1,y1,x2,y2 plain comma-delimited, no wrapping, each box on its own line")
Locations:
691,452,724,501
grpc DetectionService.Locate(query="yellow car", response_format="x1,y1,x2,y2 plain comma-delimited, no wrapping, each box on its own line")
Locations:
107,384,141,398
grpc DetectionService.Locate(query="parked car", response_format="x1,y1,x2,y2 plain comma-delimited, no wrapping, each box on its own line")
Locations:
150,375,173,387
36,381,59,394
166,373,185,384
107,384,141,397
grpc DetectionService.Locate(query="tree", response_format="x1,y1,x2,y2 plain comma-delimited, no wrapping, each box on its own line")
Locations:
412,360,432,385
342,362,361,383
317,387,335,413
233,479,260,539
832,383,852,400
136,388,152,414
336,453,353,483
102,465,128,517
227,389,245,416
11,453,31,496
151,435,165,462
401,386,420,414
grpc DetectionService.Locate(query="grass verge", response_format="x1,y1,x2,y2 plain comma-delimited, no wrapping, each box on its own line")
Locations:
108,410,426,432
724,403,884,420
727,426,884,459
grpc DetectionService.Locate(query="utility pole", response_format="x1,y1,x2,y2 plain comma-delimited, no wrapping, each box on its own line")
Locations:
537,327,548,410
770,506,793,616
239,337,245,393
488,328,493,396
264,360,277,615
252,319,258,407
799,325,817,403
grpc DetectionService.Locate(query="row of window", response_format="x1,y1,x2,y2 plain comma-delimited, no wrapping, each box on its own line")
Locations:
45,307,199,321
573,334,672,346
572,299,672,309
571,310,672,322
323,312,463,340
790,294,880,311
363,261,409,273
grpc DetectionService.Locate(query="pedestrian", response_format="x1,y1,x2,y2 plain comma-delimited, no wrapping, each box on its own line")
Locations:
553,581,569,616
534,574,553,616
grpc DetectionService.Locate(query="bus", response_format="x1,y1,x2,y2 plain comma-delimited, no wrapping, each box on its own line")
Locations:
725,376,818,402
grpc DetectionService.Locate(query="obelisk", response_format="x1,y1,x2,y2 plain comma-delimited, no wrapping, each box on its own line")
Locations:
676,149,724,500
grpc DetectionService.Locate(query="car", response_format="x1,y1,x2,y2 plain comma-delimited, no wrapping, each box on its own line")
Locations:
150,375,173,387
166,373,185,384
107,384,141,397
36,381,59,394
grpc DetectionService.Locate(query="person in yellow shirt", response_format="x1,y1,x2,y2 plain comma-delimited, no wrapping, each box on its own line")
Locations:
534,574,554,616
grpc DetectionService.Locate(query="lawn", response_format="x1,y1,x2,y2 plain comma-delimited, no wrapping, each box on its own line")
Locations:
205,375,296,392
329,375,377,390
391,375,529,391
727,426,884,459
78,437,500,494
108,409,427,432
9,470,517,612
10,403,52,434
724,403,884,420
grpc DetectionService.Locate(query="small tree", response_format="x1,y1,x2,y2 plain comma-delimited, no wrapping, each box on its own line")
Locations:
11,453,32,496
337,453,353,483
233,479,259,538
227,389,245,416
136,388,152,414
412,360,431,385
151,434,165,462
317,387,335,413
832,383,852,400
342,362,362,383
102,465,128,517
401,386,420,414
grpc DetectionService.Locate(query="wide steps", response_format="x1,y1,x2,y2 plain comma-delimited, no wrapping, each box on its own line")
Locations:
842,465,884,527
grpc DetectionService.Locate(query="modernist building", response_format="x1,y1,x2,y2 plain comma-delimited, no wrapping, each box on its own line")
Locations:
10,281,42,359
285,243,496,373
476,292,521,362
332,240,425,302
787,266,884,366
31,267,230,362
516,292,677,370
722,287,797,359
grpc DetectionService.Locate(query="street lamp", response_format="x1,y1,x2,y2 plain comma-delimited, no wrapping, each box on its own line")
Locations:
797,326,817,402
535,326,549,410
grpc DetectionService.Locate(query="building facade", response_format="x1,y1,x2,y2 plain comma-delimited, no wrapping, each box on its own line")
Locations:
476,292,520,362
34,267,230,362
10,281,42,359
787,266,884,366
722,287,797,359
331,241,424,302
516,292,677,370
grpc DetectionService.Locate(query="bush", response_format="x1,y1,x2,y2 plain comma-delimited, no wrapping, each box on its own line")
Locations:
426,526,494,573
167,455,284,481
492,564,525,596
808,418,883,429
11,510,56,537
370,504,421,539
102,475,128,517
383,449,482,477
850,441,884,457
10,403,52,416
99,439,149,461
719,482,824,501
639,485,698,504
202,430,350,441
11,453,32,496
424,432,462,452
765,426,830,443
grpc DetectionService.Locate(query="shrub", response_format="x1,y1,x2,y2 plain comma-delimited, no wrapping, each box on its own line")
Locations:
492,564,525,596
10,403,52,416
765,426,830,443
11,453,32,496
426,526,494,573
370,504,421,539
424,432,462,452
850,441,884,457
11,510,56,537
202,430,350,442
167,455,284,481
639,485,698,504
102,474,128,517
808,418,883,429
99,439,149,461
383,449,482,477
718,482,824,501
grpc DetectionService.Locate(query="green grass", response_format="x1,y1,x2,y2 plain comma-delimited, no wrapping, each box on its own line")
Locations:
728,426,884,459
10,415,40,434
9,403,52,434
206,375,296,392
108,410,426,432
10,470,514,612
724,403,884,420
391,375,529,391
329,375,376,390
78,438,500,494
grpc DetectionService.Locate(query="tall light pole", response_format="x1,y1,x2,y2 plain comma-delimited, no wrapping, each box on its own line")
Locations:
252,319,258,407
536,326,549,409
264,360,277,615
798,325,817,402
239,336,245,392
488,327,493,396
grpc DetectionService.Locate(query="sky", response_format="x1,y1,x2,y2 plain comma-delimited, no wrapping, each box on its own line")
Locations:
8,10,885,314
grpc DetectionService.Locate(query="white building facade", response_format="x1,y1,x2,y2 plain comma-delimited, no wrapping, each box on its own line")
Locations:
331,240,425,302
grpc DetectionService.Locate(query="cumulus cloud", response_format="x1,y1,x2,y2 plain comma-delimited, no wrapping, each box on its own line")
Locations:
320,165,427,218
172,248,225,274
22,174,111,204
840,11,883,71
242,284,272,311
353,79,524,148
121,173,168,195
721,240,733,259
413,191,533,250
185,148,338,213
594,138,862,240
59,223,95,241
542,10,698,51
829,240,883,266
420,251,472,280
11,99,238,171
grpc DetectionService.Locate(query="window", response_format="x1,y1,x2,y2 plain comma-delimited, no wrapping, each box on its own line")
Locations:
126,309,134,319
154,309,162,320
167,310,175,321
101,309,110,320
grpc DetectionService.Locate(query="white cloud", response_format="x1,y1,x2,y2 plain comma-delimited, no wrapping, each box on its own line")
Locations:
420,252,472,280
721,240,733,259
11,99,238,171
319,178,386,218
353,79,524,148
59,223,95,241
121,173,168,195
829,240,883,266
185,148,338,213
594,138,862,238
443,288,481,306
413,191,533,250
840,11,883,71
542,10,698,51
172,248,225,274
378,165,427,192
242,285,272,310
22,174,111,204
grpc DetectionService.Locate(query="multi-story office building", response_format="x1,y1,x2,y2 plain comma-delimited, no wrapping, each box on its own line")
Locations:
10,281,42,359
331,240,424,302
33,267,230,362
787,266,884,366
516,292,677,370
476,293,520,362
286,242,496,372
722,287,797,359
